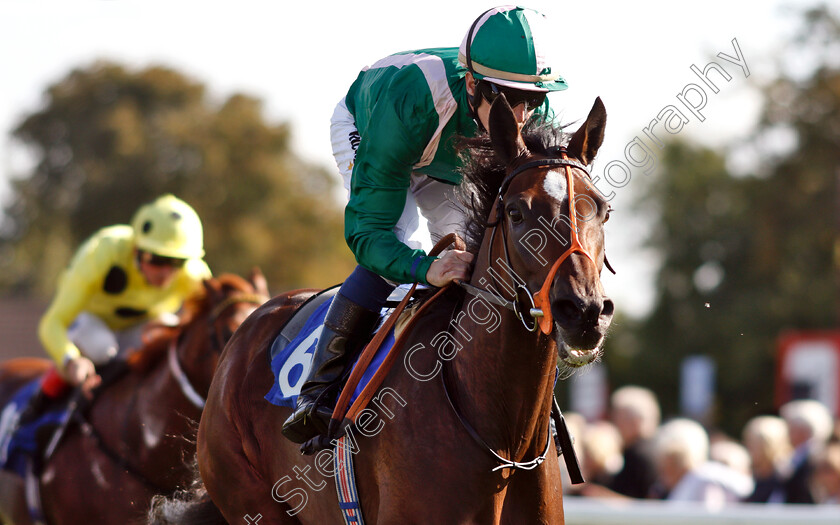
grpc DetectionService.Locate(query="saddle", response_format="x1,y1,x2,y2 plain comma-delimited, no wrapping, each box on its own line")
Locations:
265,285,426,414
0,382,72,478
0,359,129,478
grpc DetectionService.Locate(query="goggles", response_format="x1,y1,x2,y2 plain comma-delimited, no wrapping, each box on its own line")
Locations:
137,250,187,269
478,81,547,110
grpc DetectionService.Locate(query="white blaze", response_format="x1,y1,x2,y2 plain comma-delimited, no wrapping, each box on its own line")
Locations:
542,170,567,203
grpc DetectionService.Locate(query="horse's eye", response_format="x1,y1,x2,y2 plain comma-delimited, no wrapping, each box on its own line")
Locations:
604,206,613,223
507,207,523,224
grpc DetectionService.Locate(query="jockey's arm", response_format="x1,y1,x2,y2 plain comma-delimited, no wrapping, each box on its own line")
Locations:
344,114,435,283
344,80,442,285
38,243,102,367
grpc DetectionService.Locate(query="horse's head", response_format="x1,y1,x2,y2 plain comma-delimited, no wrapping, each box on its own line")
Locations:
476,96,614,369
179,268,269,390
199,269,270,349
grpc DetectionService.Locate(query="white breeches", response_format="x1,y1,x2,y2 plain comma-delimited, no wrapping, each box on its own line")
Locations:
67,312,179,364
330,97,467,254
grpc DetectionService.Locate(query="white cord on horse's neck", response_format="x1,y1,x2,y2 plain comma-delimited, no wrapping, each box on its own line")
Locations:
167,340,206,410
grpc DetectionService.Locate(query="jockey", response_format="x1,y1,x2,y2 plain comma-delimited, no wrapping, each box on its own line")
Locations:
282,6,568,443
20,194,211,424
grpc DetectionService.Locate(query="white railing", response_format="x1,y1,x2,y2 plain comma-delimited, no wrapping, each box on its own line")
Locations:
563,496,839,524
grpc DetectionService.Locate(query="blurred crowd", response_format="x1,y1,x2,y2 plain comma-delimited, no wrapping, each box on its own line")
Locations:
561,386,840,507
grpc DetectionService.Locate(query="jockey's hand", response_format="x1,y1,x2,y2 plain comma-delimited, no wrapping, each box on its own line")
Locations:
63,356,99,389
425,250,474,287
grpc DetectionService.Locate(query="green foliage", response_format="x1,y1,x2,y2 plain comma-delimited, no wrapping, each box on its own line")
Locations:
0,61,355,297
606,5,840,434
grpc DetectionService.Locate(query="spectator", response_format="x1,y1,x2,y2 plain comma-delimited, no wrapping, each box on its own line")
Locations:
652,418,754,508
812,442,840,504
779,399,834,504
580,421,624,487
710,439,752,477
607,386,660,498
741,415,791,503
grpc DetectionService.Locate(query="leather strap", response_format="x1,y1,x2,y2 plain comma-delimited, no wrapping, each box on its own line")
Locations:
330,234,464,432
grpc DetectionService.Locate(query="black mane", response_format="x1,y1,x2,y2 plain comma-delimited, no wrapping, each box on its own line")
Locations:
454,119,570,254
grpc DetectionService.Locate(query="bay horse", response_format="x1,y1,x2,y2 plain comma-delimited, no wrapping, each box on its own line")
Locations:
154,95,613,524
0,271,268,525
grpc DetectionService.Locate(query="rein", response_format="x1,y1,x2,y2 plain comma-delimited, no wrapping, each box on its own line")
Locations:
179,291,268,406
73,408,172,494
49,341,205,495
329,235,461,434
441,357,552,472
209,292,266,321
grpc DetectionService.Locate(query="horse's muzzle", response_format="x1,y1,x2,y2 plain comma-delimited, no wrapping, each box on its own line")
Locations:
552,294,614,367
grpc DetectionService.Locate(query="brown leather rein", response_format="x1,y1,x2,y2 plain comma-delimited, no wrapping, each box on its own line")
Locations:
329,235,462,433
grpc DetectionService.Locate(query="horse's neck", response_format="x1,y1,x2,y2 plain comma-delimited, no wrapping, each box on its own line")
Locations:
447,263,557,458
80,342,205,492
120,339,206,447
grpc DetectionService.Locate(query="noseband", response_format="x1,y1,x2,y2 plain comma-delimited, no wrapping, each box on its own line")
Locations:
459,147,598,334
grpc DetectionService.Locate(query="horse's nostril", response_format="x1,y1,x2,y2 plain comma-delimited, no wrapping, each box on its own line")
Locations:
556,299,581,322
556,297,614,326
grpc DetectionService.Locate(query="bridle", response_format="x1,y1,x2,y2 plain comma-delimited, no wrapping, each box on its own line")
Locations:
442,147,604,473
457,147,605,334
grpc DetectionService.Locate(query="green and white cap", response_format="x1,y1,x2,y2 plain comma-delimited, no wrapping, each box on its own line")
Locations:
459,5,567,92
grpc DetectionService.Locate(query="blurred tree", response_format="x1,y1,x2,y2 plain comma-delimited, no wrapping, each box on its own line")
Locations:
0,61,355,297
605,5,840,433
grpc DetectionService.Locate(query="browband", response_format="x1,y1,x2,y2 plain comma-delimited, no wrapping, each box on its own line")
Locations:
498,156,590,198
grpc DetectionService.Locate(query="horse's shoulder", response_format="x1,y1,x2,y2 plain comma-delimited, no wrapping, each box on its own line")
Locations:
413,287,463,323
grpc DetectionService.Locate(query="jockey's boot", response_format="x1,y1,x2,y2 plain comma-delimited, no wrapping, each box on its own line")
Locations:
281,293,379,444
15,389,50,430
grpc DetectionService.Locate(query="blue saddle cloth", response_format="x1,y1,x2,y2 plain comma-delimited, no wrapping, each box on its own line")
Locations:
265,297,396,409
0,379,67,477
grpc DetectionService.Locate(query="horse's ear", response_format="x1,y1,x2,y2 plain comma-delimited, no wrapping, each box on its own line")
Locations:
567,97,607,165
249,267,269,298
203,278,222,301
489,95,529,165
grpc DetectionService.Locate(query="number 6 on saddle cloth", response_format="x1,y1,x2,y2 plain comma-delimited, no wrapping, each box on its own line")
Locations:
265,287,398,412
263,284,585,485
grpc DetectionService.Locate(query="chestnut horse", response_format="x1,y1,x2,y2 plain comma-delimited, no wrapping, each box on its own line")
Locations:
153,96,613,524
0,271,268,525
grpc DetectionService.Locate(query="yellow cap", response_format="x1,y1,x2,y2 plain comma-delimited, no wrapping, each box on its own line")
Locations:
131,194,204,259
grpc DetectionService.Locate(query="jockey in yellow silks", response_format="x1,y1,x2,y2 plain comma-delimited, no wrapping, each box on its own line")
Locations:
27,194,211,416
